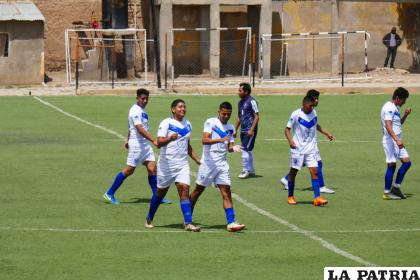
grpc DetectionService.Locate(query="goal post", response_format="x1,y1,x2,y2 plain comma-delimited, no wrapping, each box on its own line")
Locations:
260,30,370,82
168,27,252,84
65,28,150,87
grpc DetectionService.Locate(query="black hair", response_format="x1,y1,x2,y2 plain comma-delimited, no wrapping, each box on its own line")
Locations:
171,99,185,109
219,101,232,110
306,89,320,99
392,87,409,100
303,95,315,105
136,88,149,97
240,82,251,95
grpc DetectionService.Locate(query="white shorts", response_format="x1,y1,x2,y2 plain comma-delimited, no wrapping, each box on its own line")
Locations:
314,150,322,162
383,138,409,163
157,162,190,189
126,144,155,167
196,160,231,187
290,152,318,170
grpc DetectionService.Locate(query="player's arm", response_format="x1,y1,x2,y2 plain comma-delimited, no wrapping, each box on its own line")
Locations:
401,108,412,125
188,140,201,165
202,132,229,145
233,116,240,138
316,124,336,141
124,131,130,150
385,120,404,148
284,127,296,149
248,112,259,137
135,124,158,147
157,134,178,148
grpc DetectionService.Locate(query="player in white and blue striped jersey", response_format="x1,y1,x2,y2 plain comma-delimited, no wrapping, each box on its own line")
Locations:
381,87,412,200
284,96,335,206
145,99,201,232
190,102,245,232
103,89,170,205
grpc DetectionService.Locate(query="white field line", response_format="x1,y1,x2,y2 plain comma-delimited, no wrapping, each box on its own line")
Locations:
232,193,377,266
34,97,125,140
1,226,419,235
34,97,376,266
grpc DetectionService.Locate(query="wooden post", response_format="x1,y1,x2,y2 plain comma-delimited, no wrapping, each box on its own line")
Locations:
75,32,79,93
252,33,256,88
165,32,168,90
341,33,344,87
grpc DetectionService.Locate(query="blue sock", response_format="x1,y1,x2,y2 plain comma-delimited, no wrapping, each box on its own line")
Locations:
312,179,321,198
395,162,411,184
384,165,396,191
284,173,289,180
318,160,325,187
180,199,193,224
288,180,295,197
106,172,126,195
225,208,235,224
148,175,157,195
146,194,163,221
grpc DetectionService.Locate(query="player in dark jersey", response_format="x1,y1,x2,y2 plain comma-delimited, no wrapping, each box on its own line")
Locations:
234,83,260,179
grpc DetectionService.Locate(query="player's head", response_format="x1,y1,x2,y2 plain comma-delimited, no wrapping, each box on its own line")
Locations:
171,99,186,120
218,101,233,124
392,87,409,106
306,89,320,106
302,95,316,114
136,88,150,108
238,82,251,99
391,27,397,34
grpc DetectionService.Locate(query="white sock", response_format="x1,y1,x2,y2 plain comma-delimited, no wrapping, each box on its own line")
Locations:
248,151,255,173
241,150,249,172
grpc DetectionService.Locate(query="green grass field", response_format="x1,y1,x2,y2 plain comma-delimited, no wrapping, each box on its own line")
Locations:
1,94,419,280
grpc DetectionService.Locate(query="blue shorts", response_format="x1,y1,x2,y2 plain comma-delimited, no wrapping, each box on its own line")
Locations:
240,130,257,151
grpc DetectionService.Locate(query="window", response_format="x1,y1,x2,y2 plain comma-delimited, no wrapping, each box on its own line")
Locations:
0,33,9,57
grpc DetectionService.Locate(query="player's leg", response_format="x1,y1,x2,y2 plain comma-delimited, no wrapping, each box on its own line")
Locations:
391,155,411,199
145,186,170,228
382,139,400,200
317,159,335,194
190,184,205,213
238,132,256,178
390,47,397,68
145,164,174,228
144,160,172,204
280,172,289,190
176,182,200,232
246,130,257,175
104,165,135,205
218,185,245,232
287,168,298,204
307,155,328,206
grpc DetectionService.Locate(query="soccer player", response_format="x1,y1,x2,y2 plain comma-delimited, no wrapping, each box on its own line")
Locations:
284,95,335,206
234,82,260,179
103,89,170,205
381,87,412,200
280,89,335,194
145,99,201,232
189,102,245,232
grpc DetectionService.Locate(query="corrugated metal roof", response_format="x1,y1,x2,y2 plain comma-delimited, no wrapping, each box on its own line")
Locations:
0,1,45,22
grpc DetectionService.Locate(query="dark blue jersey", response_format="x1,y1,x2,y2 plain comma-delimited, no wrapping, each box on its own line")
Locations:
238,96,259,132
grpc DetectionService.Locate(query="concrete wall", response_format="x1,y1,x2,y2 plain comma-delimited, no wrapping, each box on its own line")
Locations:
0,21,44,85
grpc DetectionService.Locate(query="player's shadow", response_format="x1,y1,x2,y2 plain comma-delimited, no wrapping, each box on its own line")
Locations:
405,193,414,198
245,174,264,179
298,201,315,205
120,198,151,204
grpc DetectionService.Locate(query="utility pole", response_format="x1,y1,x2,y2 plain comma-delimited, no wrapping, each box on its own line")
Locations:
150,0,161,88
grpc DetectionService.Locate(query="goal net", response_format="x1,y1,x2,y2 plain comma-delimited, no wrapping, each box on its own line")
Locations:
65,28,150,87
260,31,370,81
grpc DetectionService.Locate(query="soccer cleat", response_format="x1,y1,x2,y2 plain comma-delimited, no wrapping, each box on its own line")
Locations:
383,192,401,200
391,184,406,199
184,223,201,232
161,198,172,204
227,222,246,232
287,196,297,205
103,193,119,205
313,196,328,206
320,186,335,194
238,171,250,179
280,177,288,190
145,218,154,229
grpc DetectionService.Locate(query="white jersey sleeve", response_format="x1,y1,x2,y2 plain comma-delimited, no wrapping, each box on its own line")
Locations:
157,118,170,138
286,110,298,128
250,99,259,113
